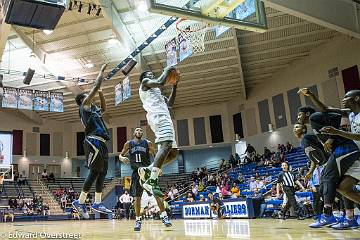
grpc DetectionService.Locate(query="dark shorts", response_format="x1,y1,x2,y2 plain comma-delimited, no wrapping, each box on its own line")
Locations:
130,170,143,198
84,137,109,172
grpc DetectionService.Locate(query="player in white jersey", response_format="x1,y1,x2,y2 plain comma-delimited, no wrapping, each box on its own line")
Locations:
138,66,179,197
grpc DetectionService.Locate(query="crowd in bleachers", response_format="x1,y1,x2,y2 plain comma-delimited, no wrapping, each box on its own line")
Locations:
5,195,50,219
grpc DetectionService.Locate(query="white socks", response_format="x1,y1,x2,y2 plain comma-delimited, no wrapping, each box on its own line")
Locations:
150,167,161,180
79,191,87,204
160,211,167,218
95,192,102,204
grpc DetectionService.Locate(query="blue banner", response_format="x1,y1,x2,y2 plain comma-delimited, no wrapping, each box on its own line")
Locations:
179,33,192,62
18,89,33,110
50,92,64,112
2,87,18,109
165,37,177,67
33,90,49,111
122,77,131,101
115,82,123,106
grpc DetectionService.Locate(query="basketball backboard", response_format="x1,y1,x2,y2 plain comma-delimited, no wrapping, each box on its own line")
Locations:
146,0,267,32
0,165,14,182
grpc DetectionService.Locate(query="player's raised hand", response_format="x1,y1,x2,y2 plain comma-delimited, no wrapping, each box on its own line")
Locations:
297,88,310,96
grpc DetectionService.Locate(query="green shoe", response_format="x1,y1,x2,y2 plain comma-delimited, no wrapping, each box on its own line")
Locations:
143,178,164,197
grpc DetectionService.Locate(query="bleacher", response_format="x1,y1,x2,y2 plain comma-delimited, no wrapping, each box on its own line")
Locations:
44,177,113,212
0,181,33,200
171,148,312,214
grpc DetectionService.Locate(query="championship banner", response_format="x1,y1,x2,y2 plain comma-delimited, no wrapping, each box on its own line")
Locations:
233,0,256,20
122,77,131,101
33,90,49,111
179,33,192,62
165,37,177,66
50,92,64,112
115,82,123,106
0,132,13,166
18,89,33,110
2,87,18,109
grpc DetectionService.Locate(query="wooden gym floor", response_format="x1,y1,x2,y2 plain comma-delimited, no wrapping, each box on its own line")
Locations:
0,219,359,240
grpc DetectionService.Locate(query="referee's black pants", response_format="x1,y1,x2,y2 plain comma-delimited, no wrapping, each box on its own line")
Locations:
123,202,131,219
282,186,299,215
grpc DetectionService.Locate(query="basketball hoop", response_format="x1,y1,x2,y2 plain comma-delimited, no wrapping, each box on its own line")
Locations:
176,18,211,53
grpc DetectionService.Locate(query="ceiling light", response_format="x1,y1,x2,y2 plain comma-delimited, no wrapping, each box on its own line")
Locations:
108,35,119,45
85,62,94,68
43,29,53,35
96,7,101,16
137,1,148,12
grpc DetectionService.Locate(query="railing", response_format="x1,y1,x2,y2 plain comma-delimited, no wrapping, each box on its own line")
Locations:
34,174,58,206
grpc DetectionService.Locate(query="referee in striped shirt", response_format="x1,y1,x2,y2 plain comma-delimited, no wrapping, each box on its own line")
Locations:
276,161,305,220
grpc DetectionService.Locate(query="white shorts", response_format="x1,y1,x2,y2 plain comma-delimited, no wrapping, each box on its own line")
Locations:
148,113,177,148
345,159,360,181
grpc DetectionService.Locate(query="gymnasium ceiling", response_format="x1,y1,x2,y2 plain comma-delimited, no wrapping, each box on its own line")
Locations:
0,0,347,122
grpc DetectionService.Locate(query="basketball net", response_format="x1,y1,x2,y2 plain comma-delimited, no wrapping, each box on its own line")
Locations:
176,18,211,53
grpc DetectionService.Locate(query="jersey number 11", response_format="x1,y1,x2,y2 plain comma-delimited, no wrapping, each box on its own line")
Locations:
135,154,142,163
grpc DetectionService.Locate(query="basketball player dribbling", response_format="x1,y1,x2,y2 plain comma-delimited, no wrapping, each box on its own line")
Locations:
138,66,179,197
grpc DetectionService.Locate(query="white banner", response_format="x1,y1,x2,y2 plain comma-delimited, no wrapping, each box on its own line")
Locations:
223,201,248,218
183,203,211,219
0,132,12,167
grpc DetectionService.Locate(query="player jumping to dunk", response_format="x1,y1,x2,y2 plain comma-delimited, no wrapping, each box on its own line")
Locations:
138,66,179,197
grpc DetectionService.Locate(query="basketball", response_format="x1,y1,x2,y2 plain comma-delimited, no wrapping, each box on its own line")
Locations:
166,69,180,85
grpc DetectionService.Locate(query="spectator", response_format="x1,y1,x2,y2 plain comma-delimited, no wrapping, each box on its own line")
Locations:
244,144,256,162
277,144,286,154
285,142,293,153
249,177,257,192
14,171,19,182
71,208,80,220
198,180,205,192
235,173,245,184
199,195,206,202
219,159,227,170
48,172,55,183
3,209,14,222
255,172,260,180
264,172,272,184
234,153,241,165
229,154,237,168
186,192,195,202
208,193,225,219
192,183,199,196
43,204,50,216
230,183,240,198
61,194,67,210
255,179,265,192
18,174,27,185
263,147,272,160
41,169,48,180
215,184,221,194
119,191,133,220
220,185,231,198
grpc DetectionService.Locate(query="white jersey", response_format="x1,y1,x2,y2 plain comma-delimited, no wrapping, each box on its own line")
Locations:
139,86,169,116
349,111,360,147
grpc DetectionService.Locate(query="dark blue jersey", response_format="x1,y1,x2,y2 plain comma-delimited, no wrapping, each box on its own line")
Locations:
128,139,151,170
79,104,109,140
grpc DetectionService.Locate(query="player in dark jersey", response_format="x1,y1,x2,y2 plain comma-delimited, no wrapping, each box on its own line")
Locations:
119,127,172,231
72,64,112,218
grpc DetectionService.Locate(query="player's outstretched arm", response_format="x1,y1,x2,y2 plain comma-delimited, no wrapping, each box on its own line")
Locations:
298,88,348,114
166,84,177,108
98,89,107,113
119,141,130,164
83,64,107,106
142,66,175,89
320,126,360,141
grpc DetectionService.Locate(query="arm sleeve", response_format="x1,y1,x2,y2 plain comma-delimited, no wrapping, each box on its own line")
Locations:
310,112,342,143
